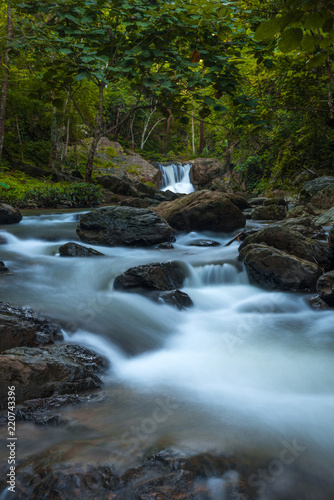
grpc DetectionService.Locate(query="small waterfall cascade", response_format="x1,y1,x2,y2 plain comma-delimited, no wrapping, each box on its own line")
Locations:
159,163,195,194
185,263,248,287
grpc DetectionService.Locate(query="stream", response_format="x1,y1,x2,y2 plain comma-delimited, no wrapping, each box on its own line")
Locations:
1,172,334,498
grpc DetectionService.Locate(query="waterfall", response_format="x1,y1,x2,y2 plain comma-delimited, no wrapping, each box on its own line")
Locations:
185,263,248,287
159,163,194,194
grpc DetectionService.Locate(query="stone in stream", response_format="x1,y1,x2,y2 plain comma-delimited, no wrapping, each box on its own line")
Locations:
150,289,193,310
0,344,108,408
316,271,334,306
76,206,175,247
239,225,333,271
188,239,221,247
0,261,9,274
59,242,105,257
114,262,186,291
0,203,22,224
154,190,246,232
251,204,287,221
0,302,63,353
239,243,321,292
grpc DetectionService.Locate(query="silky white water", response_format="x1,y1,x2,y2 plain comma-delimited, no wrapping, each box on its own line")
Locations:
159,163,195,194
1,209,334,498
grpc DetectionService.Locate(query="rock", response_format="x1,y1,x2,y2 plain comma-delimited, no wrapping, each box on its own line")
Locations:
0,344,108,407
280,216,326,239
59,242,105,257
316,207,334,225
0,233,7,244
239,225,333,270
0,203,22,224
239,243,321,292
308,295,330,310
286,205,312,219
120,197,151,208
190,158,225,188
158,242,174,249
251,205,286,220
188,239,221,247
300,176,334,210
316,271,334,306
0,302,63,353
329,227,334,249
263,197,288,207
150,290,193,310
114,262,185,291
0,261,9,274
155,190,246,233
96,174,155,199
76,206,175,247
226,194,250,210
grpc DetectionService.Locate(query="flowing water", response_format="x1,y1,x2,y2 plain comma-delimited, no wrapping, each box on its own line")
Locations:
159,163,195,194
1,210,334,498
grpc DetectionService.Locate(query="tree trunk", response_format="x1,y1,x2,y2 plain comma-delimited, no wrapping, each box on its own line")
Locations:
191,112,195,153
49,106,59,171
0,5,13,162
85,83,104,183
163,111,171,154
15,115,24,162
199,120,205,153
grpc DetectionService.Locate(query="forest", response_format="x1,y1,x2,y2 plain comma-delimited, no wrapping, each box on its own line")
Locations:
1,0,334,205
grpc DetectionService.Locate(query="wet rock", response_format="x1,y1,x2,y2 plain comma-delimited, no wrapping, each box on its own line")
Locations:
308,295,330,310
280,216,326,239
300,176,334,210
59,242,105,257
0,203,22,224
239,225,333,270
155,190,246,233
158,242,174,249
188,239,221,247
0,302,63,353
316,271,334,306
251,205,286,220
114,262,186,291
0,261,9,273
316,207,334,225
0,233,7,244
150,289,193,310
239,243,321,292
0,344,108,407
77,206,175,247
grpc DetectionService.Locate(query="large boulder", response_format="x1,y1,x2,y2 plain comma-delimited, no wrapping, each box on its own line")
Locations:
251,205,286,221
300,176,334,210
239,225,333,270
280,216,325,239
316,271,334,306
239,243,321,292
0,344,108,407
114,262,186,291
190,158,225,189
59,242,104,257
316,207,334,225
155,190,246,232
0,302,63,353
76,207,175,247
0,203,22,224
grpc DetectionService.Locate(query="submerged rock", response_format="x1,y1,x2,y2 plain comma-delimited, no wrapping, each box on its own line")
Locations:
77,206,175,247
155,190,246,232
239,243,321,292
59,242,105,257
114,262,186,291
239,225,333,270
316,271,334,306
188,239,221,247
150,289,193,310
0,344,108,407
0,261,9,274
0,302,63,353
0,203,22,224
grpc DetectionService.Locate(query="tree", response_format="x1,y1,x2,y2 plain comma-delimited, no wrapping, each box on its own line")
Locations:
0,4,13,162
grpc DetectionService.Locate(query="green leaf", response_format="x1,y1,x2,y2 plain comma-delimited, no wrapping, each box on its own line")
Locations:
213,104,227,112
204,96,216,106
75,71,91,81
304,12,326,30
306,52,328,68
60,48,73,55
278,28,303,53
179,116,190,124
301,35,317,53
254,18,282,41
